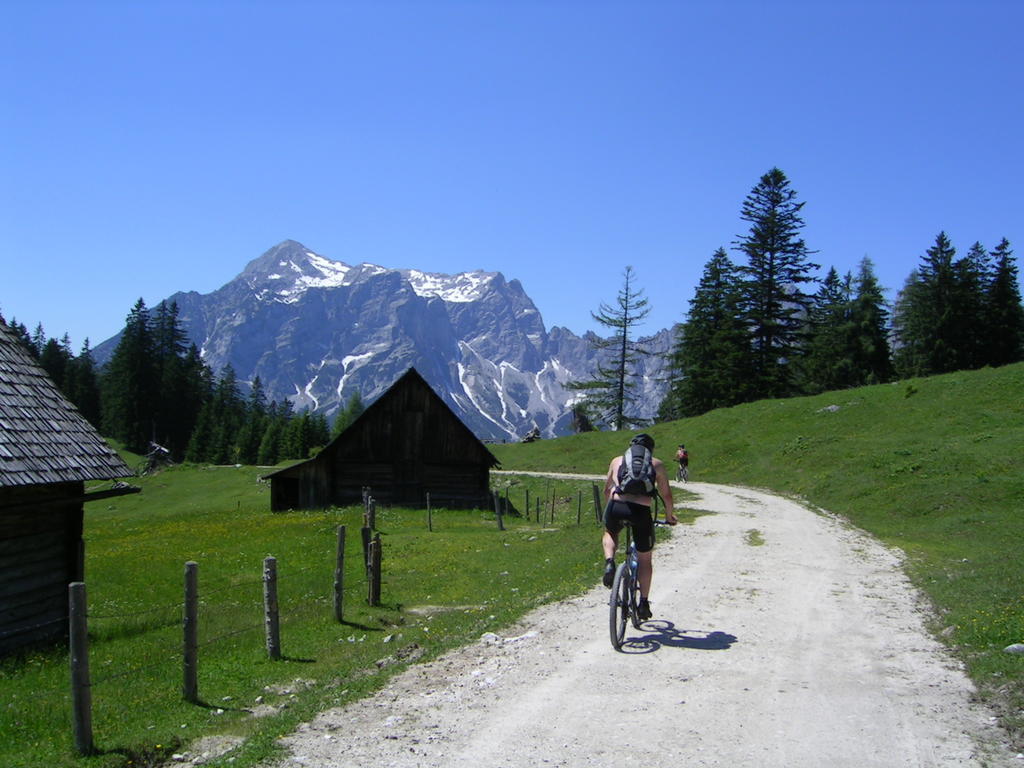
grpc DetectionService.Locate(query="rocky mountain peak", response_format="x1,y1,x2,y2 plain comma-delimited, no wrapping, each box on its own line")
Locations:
96,241,672,440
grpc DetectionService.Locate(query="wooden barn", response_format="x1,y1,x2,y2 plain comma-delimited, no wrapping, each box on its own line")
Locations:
0,321,133,656
265,368,500,510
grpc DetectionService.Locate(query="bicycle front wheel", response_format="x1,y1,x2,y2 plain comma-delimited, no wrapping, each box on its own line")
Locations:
609,562,630,650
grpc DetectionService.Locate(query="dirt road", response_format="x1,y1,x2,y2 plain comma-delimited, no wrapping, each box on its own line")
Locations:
267,480,1018,767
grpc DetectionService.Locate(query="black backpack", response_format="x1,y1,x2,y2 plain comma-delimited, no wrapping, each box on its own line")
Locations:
615,443,656,496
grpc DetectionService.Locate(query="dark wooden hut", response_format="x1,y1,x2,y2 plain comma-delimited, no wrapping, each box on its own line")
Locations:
265,368,500,510
0,321,133,656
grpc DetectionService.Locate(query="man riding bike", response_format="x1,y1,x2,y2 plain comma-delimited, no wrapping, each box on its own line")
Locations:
675,443,689,481
601,434,677,621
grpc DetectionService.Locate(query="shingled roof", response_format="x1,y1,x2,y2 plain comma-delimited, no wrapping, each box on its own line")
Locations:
0,320,130,487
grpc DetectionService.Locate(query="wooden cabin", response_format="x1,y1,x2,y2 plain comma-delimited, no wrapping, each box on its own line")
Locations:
265,368,500,510
0,321,133,656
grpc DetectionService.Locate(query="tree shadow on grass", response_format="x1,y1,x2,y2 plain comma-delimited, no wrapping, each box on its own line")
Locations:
620,620,737,655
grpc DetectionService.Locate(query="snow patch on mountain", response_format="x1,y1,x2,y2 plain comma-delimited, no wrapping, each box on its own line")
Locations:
404,269,494,303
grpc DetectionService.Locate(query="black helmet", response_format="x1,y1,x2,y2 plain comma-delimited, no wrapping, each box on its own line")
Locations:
631,433,655,450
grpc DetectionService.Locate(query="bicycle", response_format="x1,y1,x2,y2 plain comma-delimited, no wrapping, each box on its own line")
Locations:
609,519,669,650
676,464,689,482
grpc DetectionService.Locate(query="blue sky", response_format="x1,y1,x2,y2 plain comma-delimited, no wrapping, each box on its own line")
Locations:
2,0,1021,350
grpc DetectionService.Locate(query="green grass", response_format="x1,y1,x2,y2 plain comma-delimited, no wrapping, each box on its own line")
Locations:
0,465,692,768
492,362,1024,742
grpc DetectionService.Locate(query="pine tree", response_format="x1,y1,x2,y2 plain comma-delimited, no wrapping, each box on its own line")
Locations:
985,238,1024,366
802,267,856,392
208,365,245,464
39,336,72,390
734,168,819,398
66,339,103,427
236,377,268,465
849,258,893,384
257,403,286,466
893,232,960,376
565,265,651,430
658,248,752,418
951,242,991,370
151,301,203,458
101,299,157,452
332,391,366,437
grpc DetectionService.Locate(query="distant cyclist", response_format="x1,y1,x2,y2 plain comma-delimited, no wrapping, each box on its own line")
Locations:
674,443,689,481
602,434,677,620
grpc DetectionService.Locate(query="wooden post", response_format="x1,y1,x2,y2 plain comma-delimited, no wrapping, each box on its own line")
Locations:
334,526,346,622
264,557,281,660
493,491,504,531
426,492,433,532
592,484,602,523
368,535,382,606
536,498,541,522
360,526,372,574
550,487,556,523
183,561,199,703
68,582,94,756
367,498,377,531
525,489,530,521
577,490,582,525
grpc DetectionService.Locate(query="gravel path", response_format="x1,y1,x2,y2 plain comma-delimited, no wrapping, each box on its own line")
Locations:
264,480,1018,768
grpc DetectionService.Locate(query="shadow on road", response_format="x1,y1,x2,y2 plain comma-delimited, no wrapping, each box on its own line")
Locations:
620,620,737,654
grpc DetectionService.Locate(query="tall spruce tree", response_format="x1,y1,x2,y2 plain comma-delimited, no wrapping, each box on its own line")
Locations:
65,339,103,427
985,238,1024,366
658,248,751,418
565,265,651,430
849,258,893,384
733,168,819,399
802,267,856,393
893,232,961,376
236,377,268,465
101,299,157,452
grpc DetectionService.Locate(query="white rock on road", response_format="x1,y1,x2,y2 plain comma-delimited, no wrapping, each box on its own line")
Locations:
265,481,1018,768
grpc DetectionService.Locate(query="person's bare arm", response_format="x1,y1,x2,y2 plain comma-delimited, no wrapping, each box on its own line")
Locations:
653,459,678,524
603,457,619,504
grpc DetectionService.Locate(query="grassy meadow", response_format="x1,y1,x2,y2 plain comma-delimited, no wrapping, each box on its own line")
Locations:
1,461,691,768
2,361,1022,766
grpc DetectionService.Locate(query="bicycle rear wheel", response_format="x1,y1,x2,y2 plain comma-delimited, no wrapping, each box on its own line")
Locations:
609,562,630,650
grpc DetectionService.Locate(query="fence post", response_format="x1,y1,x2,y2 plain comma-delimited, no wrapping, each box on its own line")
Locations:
334,526,346,622
493,491,504,531
426,492,433,532
68,582,94,756
525,489,530,521
368,535,382,606
592,484,602,523
550,487,556,524
360,526,372,574
577,490,582,525
264,557,281,660
183,561,199,703
367,498,377,531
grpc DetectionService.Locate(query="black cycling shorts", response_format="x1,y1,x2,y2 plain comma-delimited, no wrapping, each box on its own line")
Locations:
603,499,655,553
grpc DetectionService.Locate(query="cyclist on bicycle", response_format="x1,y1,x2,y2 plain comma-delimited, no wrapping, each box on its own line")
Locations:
675,443,689,478
602,433,677,620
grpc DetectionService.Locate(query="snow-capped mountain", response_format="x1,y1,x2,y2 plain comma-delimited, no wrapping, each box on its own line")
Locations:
97,240,674,440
